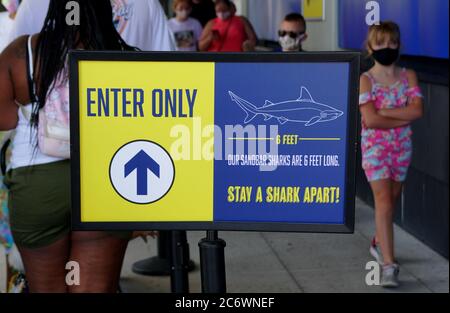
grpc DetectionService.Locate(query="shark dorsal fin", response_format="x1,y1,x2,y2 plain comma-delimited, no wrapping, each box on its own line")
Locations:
298,87,314,102
264,100,273,107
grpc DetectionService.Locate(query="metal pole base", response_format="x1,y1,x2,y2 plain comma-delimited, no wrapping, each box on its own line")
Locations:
132,231,196,277
132,256,172,276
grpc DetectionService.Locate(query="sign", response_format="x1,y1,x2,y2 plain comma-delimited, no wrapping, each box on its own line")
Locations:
302,0,325,21
70,52,359,233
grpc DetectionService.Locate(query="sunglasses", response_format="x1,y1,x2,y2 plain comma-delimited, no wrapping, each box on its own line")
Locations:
278,30,305,39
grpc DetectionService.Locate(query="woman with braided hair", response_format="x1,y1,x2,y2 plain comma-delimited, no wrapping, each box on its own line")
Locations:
0,0,136,293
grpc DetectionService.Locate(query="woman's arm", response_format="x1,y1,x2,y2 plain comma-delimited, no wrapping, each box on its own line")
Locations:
378,70,424,122
241,16,257,51
0,46,19,131
359,75,410,129
198,20,215,52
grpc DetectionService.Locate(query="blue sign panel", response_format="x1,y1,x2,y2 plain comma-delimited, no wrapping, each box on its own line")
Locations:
214,63,350,224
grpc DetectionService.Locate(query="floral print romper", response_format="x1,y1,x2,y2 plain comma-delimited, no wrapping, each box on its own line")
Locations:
359,68,423,182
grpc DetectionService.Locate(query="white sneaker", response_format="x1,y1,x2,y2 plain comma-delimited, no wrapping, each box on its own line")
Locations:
381,263,400,288
369,237,384,265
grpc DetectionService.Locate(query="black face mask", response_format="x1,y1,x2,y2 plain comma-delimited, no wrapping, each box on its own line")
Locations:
372,47,400,66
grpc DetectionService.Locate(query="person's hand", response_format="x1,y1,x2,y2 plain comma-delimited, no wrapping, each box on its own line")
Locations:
242,40,255,52
212,30,220,42
132,231,159,242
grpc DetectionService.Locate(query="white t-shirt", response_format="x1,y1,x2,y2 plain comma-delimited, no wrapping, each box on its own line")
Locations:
8,0,176,51
111,0,176,51
7,0,47,43
168,17,203,51
0,12,14,52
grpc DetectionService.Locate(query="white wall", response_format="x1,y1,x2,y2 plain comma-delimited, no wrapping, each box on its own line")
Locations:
233,0,248,16
302,0,340,51
246,0,300,41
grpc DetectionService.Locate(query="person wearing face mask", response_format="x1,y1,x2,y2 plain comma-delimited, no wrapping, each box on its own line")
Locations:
168,0,203,51
278,13,308,52
199,0,257,52
359,21,424,288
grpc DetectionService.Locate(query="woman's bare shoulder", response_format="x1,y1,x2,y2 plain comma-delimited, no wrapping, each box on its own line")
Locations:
0,35,30,65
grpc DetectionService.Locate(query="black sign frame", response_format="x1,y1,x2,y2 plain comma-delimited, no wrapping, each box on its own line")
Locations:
69,51,360,234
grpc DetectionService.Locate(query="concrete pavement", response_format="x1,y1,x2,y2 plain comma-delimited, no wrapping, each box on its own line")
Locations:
120,198,449,293
1,198,448,293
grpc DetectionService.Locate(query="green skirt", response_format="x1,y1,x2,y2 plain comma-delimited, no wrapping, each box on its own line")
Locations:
4,160,131,249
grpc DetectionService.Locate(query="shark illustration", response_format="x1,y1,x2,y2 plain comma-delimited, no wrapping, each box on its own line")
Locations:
229,87,344,127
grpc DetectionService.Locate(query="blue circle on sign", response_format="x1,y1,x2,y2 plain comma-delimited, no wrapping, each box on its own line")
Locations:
109,140,175,205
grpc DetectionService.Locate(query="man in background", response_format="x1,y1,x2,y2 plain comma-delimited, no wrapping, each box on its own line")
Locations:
278,13,308,52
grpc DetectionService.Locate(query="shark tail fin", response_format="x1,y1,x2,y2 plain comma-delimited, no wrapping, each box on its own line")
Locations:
229,91,260,124
244,113,258,124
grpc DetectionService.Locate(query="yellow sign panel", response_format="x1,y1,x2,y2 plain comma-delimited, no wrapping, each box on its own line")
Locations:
78,61,215,222
302,0,325,21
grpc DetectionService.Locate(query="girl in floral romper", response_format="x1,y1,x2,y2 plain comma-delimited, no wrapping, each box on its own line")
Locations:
359,22,423,287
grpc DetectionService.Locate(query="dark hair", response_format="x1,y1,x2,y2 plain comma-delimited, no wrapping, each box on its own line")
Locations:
32,0,135,128
215,0,233,8
173,0,193,10
284,13,306,31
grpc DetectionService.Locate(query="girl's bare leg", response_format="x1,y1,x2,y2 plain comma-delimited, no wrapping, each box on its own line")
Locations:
371,179,396,265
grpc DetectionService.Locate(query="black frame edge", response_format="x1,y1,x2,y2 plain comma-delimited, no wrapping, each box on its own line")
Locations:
69,51,360,234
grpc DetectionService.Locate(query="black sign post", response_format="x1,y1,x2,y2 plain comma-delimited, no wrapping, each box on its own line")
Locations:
132,231,172,276
170,230,191,293
199,231,227,293
132,230,195,293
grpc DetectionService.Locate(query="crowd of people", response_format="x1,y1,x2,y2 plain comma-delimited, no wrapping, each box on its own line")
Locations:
0,0,423,292
0,0,311,53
